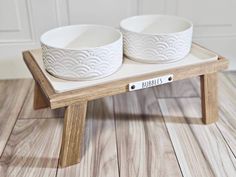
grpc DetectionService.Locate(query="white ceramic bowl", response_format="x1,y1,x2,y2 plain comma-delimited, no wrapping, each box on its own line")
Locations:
120,15,193,63
40,25,123,80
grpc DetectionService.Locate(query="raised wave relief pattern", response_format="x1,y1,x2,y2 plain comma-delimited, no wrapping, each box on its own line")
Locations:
122,28,192,62
41,39,122,80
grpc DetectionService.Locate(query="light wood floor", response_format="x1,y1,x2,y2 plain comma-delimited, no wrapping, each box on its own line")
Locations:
0,72,235,177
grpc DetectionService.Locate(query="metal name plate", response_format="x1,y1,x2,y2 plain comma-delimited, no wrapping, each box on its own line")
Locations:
129,74,173,91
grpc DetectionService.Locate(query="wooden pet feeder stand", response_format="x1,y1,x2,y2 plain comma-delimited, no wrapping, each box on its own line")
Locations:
23,43,228,167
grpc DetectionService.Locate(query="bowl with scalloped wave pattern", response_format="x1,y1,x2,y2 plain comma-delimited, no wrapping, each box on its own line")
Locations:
40,25,123,80
120,15,193,63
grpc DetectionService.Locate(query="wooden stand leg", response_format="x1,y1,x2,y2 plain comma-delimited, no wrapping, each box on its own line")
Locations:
59,101,87,167
34,82,50,109
200,73,218,124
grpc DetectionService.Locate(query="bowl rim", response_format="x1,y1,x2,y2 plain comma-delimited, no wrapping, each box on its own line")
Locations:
120,14,193,36
40,24,123,51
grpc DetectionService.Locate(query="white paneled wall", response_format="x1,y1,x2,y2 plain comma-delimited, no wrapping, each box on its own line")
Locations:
0,0,235,79
0,0,67,78
68,0,137,27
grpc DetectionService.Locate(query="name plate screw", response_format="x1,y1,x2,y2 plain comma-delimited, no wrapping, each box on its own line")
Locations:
131,85,135,90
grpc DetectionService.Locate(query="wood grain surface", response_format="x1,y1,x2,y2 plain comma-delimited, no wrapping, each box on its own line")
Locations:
59,102,87,167
0,72,236,177
154,78,198,98
34,82,50,109
158,98,215,177
23,52,54,98
0,119,62,177
57,98,119,177
177,98,236,177
216,73,236,157
113,88,182,177
224,71,236,87
19,82,64,119
200,73,218,124
0,79,31,156
190,72,236,158
189,77,201,96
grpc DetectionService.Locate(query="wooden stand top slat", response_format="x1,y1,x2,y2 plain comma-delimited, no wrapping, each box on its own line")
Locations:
23,43,228,109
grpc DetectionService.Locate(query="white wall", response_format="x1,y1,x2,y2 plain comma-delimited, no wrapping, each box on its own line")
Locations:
0,0,235,79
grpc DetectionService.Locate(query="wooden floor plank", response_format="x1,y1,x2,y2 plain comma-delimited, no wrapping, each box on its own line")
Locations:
19,81,64,119
189,72,235,97
158,98,215,177
0,79,31,156
0,119,62,177
57,97,119,177
224,71,236,87
114,88,182,177
189,76,200,96
191,72,236,157
177,98,236,177
216,73,236,156
154,78,198,98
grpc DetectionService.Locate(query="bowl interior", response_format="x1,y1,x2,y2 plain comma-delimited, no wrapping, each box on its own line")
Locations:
120,15,192,34
41,25,121,50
